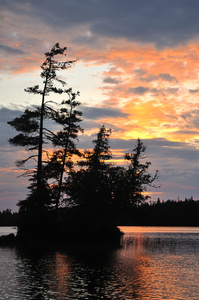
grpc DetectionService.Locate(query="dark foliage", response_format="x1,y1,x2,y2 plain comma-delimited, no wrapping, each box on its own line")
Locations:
47,88,83,210
0,209,18,226
8,44,74,193
66,128,159,232
8,44,84,237
67,126,113,221
116,198,199,226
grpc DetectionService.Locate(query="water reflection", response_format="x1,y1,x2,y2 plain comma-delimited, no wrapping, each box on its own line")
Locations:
0,228,199,299
14,244,124,300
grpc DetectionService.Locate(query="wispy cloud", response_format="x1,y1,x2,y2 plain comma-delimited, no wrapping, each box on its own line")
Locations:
103,76,121,84
140,73,178,83
0,44,24,54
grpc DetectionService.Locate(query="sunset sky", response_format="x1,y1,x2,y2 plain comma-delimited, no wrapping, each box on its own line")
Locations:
1,0,199,211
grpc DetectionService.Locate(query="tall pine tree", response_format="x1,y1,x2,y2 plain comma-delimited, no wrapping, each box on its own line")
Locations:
8,43,75,200
8,44,79,236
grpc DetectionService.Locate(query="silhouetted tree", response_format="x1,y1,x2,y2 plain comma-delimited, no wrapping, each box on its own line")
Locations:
68,135,159,220
8,44,74,191
8,43,75,206
44,88,83,211
97,138,159,212
123,138,159,206
67,125,112,213
8,44,82,236
79,125,112,171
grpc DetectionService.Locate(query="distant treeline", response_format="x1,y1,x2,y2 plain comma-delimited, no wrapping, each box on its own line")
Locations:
0,209,18,226
1,199,199,227
116,198,199,226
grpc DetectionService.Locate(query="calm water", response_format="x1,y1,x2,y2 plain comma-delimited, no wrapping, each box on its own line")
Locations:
0,226,17,237
0,226,199,299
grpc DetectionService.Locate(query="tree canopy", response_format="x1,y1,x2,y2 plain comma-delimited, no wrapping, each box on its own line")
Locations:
8,44,159,239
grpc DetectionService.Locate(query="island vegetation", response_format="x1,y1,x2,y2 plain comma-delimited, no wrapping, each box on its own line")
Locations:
3,43,166,244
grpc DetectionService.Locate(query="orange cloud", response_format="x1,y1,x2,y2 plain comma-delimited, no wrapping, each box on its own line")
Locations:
80,43,199,143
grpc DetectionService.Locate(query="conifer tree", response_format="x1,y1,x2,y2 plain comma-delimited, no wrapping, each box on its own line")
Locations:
80,125,112,171
67,125,112,210
8,43,75,207
44,88,83,210
123,138,159,206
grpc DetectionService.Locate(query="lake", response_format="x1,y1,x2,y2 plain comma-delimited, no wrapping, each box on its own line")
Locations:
0,226,199,299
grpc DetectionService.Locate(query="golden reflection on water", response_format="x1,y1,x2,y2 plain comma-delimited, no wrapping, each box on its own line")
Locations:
1,227,199,299
119,226,199,233
118,227,199,300
52,253,71,297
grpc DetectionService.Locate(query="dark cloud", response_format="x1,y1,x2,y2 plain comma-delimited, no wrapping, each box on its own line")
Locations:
128,86,150,95
103,77,121,84
89,0,199,48
0,44,24,55
3,0,199,48
72,35,98,46
128,86,179,95
165,88,179,95
140,73,178,83
140,75,158,83
181,109,199,128
171,130,199,135
189,89,199,94
81,106,129,120
0,107,23,122
0,107,23,146
0,107,29,210
110,137,191,151
159,73,178,83
134,69,147,76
